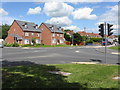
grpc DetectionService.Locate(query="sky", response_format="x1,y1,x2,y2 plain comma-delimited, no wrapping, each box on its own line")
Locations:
0,1,119,35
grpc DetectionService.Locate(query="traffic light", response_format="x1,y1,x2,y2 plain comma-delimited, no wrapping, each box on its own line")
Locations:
107,24,113,36
98,24,104,37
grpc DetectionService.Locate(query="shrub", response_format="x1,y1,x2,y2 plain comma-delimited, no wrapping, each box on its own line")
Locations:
23,44,31,47
12,42,19,47
85,40,93,43
4,42,19,47
90,37,102,42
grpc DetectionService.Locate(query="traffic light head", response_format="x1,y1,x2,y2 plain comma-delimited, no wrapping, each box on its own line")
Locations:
98,24,104,37
107,24,113,36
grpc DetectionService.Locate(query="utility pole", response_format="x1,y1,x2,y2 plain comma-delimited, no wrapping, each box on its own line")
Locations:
84,27,86,46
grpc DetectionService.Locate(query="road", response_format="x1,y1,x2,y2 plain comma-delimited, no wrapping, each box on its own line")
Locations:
1,46,119,65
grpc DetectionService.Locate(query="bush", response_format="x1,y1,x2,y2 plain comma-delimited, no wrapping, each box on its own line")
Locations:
22,44,31,47
4,42,19,47
85,40,93,43
12,42,19,47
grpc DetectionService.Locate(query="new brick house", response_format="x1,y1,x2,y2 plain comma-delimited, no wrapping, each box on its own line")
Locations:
5,20,41,45
39,23,64,45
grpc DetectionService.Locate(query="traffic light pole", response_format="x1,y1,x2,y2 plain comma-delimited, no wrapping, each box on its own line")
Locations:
104,22,107,64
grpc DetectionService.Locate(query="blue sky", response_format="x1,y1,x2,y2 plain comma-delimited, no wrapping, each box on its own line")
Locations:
0,2,118,34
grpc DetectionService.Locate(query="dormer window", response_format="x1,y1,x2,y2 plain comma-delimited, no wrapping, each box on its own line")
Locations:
25,25,28,28
33,24,38,29
51,25,54,30
22,22,28,29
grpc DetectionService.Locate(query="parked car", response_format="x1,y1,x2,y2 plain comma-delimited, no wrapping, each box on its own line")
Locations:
0,39,4,48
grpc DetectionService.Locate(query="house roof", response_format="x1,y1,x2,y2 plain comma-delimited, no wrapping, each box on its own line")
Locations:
43,23,64,33
77,31,101,37
15,20,41,32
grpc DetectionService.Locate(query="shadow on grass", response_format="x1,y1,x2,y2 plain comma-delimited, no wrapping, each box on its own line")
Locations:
2,60,88,89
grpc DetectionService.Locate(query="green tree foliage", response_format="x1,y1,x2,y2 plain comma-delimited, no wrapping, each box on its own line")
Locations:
118,35,120,44
89,37,102,42
73,33,83,45
64,33,72,42
2,24,10,39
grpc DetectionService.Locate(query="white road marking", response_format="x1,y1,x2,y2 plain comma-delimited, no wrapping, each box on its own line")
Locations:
111,52,120,55
75,51,80,53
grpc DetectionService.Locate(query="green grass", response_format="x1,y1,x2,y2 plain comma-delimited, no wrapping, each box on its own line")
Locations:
2,64,119,89
22,44,72,48
108,45,120,50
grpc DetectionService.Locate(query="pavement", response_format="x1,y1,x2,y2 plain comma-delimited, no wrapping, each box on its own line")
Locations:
1,45,119,65
95,45,120,55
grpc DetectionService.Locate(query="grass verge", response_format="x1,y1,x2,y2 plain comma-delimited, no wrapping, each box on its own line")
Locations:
108,45,120,50
2,63,119,89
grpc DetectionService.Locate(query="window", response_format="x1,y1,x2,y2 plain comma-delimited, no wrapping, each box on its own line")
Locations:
52,38,56,44
14,28,16,31
24,39,30,44
60,34,63,37
31,33,34,36
60,39,64,44
42,28,44,31
37,33,40,37
52,33,55,37
25,32,29,36
36,39,40,44
57,34,59,36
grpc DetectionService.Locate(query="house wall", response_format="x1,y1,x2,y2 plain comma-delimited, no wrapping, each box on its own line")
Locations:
23,31,41,44
39,23,52,45
39,23,64,45
5,20,24,44
5,20,41,45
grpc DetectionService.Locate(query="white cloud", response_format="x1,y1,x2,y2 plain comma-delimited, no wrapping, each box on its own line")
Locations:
99,5,118,24
63,25,82,32
44,2,74,17
45,16,72,26
27,7,41,15
0,8,8,16
0,16,15,25
72,7,97,20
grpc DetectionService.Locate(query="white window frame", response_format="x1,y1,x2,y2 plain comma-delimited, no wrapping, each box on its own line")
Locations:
52,33,55,37
57,34,59,36
60,34,63,37
60,39,64,44
36,39,40,44
31,33,34,36
24,39,30,44
25,32,29,36
37,33,40,37
52,38,56,44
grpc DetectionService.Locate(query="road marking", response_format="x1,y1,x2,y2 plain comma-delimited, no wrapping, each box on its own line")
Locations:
111,52,120,55
75,51,79,53
72,62,99,64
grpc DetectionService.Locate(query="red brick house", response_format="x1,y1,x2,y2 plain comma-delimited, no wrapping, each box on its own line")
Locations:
77,31,101,38
39,23,64,45
5,20,41,45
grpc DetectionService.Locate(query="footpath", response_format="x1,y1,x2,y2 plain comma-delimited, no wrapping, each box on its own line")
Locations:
95,45,120,55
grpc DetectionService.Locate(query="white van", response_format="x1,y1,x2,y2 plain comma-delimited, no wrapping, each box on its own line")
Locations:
0,39,4,48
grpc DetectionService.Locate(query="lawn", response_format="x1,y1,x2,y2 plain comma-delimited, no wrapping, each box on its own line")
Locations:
22,44,73,48
108,45,120,50
2,63,119,89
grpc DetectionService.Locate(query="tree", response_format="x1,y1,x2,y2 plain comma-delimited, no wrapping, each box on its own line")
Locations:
118,35,120,44
2,24,10,39
64,33,72,42
73,33,83,45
